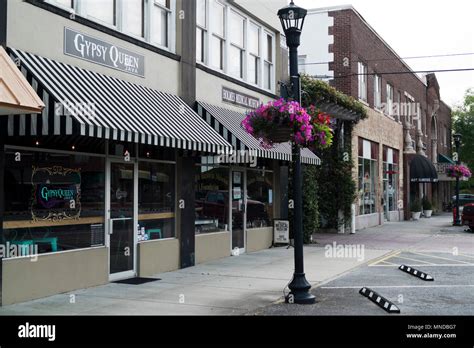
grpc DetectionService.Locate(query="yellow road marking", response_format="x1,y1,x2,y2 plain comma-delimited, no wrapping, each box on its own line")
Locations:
410,251,473,264
368,250,401,266
393,255,436,265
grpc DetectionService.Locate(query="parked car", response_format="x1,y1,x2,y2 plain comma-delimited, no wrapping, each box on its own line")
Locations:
462,203,474,231
195,190,268,230
451,194,474,207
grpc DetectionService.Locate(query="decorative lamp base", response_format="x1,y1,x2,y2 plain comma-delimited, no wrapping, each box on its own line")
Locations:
285,272,316,304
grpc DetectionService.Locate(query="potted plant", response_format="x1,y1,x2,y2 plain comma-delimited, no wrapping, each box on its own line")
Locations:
411,199,422,220
446,164,472,179
242,98,333,149
422,197,433,218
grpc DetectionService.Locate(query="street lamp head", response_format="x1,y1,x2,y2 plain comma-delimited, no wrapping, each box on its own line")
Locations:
278,1,307,47
453,133,462,147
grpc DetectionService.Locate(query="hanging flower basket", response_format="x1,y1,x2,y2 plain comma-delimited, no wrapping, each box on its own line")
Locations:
241,98,333,150
446,164,472,179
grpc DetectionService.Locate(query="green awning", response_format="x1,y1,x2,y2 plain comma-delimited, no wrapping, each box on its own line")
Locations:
438,154,455,165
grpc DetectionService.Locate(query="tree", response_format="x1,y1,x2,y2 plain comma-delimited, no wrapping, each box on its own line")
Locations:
453,88,474,192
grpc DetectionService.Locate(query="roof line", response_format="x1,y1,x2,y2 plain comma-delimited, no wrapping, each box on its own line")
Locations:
307,5,427,87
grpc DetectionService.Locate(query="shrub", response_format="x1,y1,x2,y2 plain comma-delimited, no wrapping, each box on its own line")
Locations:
411,199,422,212
422,197,433,210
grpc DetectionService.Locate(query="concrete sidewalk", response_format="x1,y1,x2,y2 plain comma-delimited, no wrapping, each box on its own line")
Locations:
0,246,389,315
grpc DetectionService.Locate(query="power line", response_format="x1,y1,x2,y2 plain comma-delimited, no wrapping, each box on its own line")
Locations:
301,52,474,66
311,68,474,79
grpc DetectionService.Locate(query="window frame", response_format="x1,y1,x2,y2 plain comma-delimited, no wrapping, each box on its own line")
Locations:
373,74,382,110
196,0,276,92
45,0,177,53
386,83,394,117
358,61,368,102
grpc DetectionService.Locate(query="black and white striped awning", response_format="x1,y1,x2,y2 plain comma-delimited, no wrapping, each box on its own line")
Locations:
197,102,321,165
0,48,232,154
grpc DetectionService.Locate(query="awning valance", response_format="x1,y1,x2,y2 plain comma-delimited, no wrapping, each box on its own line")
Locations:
197,101,321,165
438,153,455,165
1,48,232,154
0,46,44,115
410,154,438,183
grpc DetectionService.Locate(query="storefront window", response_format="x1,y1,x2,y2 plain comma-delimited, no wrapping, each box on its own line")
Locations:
358,139,378,215
195,165,229,234
2,149,106,255
138,161,175,240
247,170,273,228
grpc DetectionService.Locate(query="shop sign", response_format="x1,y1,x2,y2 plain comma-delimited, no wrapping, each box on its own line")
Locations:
64,27,145,77
31,166,82,222
273,220,290,244
222,87,260,109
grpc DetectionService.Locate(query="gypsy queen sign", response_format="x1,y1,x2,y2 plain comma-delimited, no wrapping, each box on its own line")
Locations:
31,166,82,222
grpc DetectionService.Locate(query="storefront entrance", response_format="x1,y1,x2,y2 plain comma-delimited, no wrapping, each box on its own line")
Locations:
108,161,137,281
231,169,246,253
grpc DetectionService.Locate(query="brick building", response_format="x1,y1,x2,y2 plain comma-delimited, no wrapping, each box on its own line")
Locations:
300,5,453,229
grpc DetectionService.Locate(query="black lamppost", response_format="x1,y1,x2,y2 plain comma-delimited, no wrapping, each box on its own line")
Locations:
453,133,462,226
278,1,315,305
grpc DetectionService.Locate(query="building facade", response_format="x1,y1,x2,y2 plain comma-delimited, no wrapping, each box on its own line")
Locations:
0,0,321,305
299,5,453,229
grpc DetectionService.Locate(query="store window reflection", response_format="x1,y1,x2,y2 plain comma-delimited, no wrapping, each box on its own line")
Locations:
138,162,175,241
246,169,273,228
195,163,229,234
2,149,105,255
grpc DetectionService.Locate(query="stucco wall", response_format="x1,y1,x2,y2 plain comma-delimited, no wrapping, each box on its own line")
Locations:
2,247,108,305
138,239,180,277
7,0,180,94
195,231,230,264
246,227,273,253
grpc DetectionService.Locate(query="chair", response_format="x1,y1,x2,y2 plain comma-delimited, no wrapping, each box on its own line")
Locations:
146,229,162,240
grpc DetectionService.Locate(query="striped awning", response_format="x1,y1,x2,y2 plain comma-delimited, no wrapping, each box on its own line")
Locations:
197,102,321,165
1,48,232,154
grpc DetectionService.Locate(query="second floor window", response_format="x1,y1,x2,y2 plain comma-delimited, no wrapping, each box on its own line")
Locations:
210,0,225,71
45,0,175,51
196,0,275,92
358,62,367,102
386,83,394,116
248,22,260,85
374,74,382,109
123,0,144,38
229,11,245,78
196,0,207,63
82,0,116,25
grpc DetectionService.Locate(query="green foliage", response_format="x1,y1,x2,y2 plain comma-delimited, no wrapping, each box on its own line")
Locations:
411,198,422,212
301,75,368,119
314,147,357,229
453,88,474,193
302,165,319,243
422,197,433,210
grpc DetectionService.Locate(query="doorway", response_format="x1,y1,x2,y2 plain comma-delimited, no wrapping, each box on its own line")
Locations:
108,161,137,281
231,169,246,254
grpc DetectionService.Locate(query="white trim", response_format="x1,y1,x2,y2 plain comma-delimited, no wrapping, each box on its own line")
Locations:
195,231,230,237
4,145,106,158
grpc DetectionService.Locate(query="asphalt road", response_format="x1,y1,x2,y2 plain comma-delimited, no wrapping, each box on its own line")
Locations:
255,250,474,315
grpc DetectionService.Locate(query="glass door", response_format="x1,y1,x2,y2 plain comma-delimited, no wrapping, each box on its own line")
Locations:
109,161,136,280
231,170,246,253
